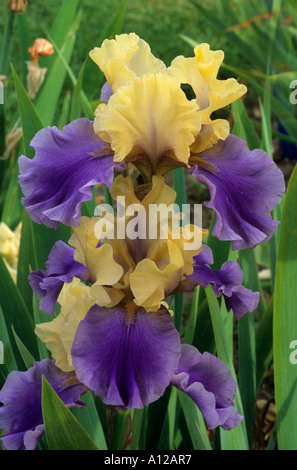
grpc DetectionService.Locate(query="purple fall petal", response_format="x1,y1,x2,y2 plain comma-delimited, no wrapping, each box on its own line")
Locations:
0,359,86,450
18,118,115,229
71,305,181,409
170,344,243,430
190,134,285,249
28,240,88,315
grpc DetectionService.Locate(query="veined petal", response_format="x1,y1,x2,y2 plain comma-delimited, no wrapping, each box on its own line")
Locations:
189,135,285,249
94,74,201,173
71,304,181,409
18,118,115,229
170,344,243,430
89,33,166,92
0,359,86,450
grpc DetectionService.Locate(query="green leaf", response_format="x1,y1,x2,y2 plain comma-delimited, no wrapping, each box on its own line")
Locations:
274,163,297,450
32,293,51,361
42,376,99,450
70,58,88,121
36,10,82,126
16,11,32,83
0,255,38,366
130,409,145,450
172,167,187,332
255,297,273,389
71,391,108,450
0,304,18,379
11,325,35,369
109,409,131,450
1,155,23,230
232,99,261,150
45,0,79,52
17,209,37,315
177,390,212,450
205,286,249,450
47,37,93,121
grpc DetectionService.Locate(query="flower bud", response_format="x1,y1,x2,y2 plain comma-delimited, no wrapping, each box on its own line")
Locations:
28,38,54,64
8,0,28,14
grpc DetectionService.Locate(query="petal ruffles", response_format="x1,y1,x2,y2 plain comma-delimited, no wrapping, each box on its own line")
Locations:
189,135,285,249
170,344,242,430
19,118,115,229
180,245,259,319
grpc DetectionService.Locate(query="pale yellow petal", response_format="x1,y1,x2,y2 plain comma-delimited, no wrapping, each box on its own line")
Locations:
94,73,201,169
130,240,184,311
35,279,94,372
90,282,125,307
70,216,123,285
35,312,72,371
169,42,246,153
89,33,166,92
190,119,230,154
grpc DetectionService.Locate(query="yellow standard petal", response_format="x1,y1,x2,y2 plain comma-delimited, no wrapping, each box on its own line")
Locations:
168,42,247,153
129,225,207,312
69,216,123,285
94,73,201,175
130,239,184,312
89,32,166,92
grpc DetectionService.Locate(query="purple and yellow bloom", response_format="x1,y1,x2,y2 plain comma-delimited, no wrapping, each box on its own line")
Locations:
18,33,284,250
1,33,286,450
31,177,251,427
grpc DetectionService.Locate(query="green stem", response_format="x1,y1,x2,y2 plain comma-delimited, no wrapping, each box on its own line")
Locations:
110,409,131,450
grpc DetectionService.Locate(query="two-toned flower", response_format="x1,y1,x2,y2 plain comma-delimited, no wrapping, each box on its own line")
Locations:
18,33,285,251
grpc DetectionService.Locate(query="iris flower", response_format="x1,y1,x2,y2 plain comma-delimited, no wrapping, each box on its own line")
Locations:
0,177,259,449
0,33,285,450
18,33,284,249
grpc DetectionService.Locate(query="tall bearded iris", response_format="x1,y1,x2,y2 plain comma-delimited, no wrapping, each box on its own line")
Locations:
32,176,255,416
0,33,285,450
18,33,285,249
